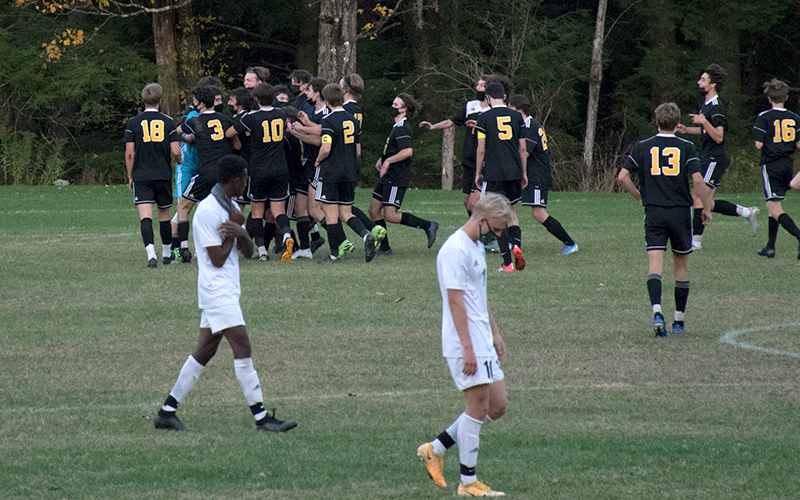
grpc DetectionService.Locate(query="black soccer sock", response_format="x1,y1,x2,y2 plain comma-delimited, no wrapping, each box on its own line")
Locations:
320,217,328,231
159,220,171,246
157,395,179,418
778,213,800,241
352,206,375,230
675,280,690,314
140,218,154,247
542,216,575,246
692,209,705,237
276,214,291,239
712,200,739,217
263,223,276,250
436,430,456,450
767,217,779,248
251,218,265,248
327,221,346,257
647,274,662,308
498,229,513,266
297,216,311,249
346,215,369,238
178,220,190,247
508,225,522,249
171,234,179,250
251,402,268,425
400,212,429,230
376,219,391,251
246,212,255,239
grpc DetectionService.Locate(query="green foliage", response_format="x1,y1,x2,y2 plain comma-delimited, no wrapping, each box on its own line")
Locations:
0,127,66,186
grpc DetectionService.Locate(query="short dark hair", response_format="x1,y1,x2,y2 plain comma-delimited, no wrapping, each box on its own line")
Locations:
764,78,789,104
322,83,344,107
308,78,327,95
252,83,275,107
485,74,513,99
397,93,420,118
192,86,217,109
289,69,313,85
508,94,531,116
273,84,290,97
282,106,299,122
245,66,269,84
654,102,681,131
341,74,364,100
485,82,505,100
217,154,248,185
230,87,255,110
705,64,727,91
197,75,223,96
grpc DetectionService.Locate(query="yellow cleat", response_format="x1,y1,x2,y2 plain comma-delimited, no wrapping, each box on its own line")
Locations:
416,442,446,488
281,237,294,262
457,479,505,496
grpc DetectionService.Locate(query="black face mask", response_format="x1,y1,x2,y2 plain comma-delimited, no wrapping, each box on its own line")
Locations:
390,107,402,117
214,104,224,113
476,91,486,102
308,97,316,106
291,84,301,94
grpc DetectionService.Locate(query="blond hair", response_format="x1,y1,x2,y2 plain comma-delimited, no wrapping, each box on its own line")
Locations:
654,102,680,131
472,192,513,225
142,83,163,107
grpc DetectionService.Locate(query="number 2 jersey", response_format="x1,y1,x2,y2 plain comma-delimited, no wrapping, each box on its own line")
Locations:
320,108,360,183
622,134,701,207
123,109,179,182
752,108,800,168
182,111,235,180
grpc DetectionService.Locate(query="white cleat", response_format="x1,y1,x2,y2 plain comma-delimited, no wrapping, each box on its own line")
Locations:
290,248,313,260
747,206,759,235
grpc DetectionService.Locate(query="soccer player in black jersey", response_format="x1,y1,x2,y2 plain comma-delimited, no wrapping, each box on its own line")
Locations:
676,64,759,250
124,83,182,268
475,82,528,272
366,93,439,254
227,83,295,262
289,69,315,116
619,103,713,337
175,86,240,262
509,94,579,256
752,79,800,259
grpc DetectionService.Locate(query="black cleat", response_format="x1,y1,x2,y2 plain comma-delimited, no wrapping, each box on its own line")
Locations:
256,410,297,433
154,412,184,431
309,236,326,255
756,247,775,259
147,258,157,268
426,221,439,249
163,254,173,266
365,234,377,262
180,248,193,263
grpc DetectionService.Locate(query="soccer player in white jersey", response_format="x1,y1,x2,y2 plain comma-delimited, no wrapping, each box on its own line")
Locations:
417,192,511,497
154,155,296,433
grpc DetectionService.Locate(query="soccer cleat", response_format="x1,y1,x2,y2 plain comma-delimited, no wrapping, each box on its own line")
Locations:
259,253,269,261
256,409,297,433
281,238,294,262
457,480,505,496
498,263,514,273
416,443,446,488
180,248,193,263
147,258,157,268
747,206,759,235
654,312,667,338
377,248,393,256
426,221,439,248
273,242,285,256
484,240,500,253
559,243,579,255
291,248,313,260
172,248,181,262
512,245,525,271
162,254,173,266
672,321,685,335
318,255,341,264
691,241,701,251
756,246,775,258
338,239,354,258
309,236,326,255
364,234,377,262
154,412,184,431
371,225,387,243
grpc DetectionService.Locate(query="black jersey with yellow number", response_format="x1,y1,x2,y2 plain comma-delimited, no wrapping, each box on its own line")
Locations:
343,100,363,136
451,100,488,169
182,111,235,178
302,106,330,165
320,109,360,183
475,105,524,181
232,110,252,164
753,108,800,167
235,107,288,177
521,116,551,189
380,118,414,187
698,96,726,161
123,109,179,182
622,134,701,208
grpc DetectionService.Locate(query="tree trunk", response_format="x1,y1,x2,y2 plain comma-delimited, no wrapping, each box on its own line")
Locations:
152,0,179,118
441,126,454,190
177,1,202,104
582,0,607,189
406,0,431,72
317,0,357,82
646,0,677,106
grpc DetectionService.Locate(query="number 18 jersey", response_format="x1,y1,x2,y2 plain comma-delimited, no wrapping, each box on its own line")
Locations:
622,134,701,207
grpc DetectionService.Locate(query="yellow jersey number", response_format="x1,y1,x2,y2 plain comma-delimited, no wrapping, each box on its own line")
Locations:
140,120,164,142
497,116,512,140
649,147,681,176
772,119,797,143
208,119,225,141
353,113,363,128
261,119,284,142
343,121,355,144
538,127,548,151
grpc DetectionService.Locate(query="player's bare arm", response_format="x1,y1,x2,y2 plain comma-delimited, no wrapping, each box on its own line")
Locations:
125,142,135,190
419,119,454,130
447,288,477,376
488,305,505,361
690,113,724,143
315,141,332,167
171,141,182,165
518,138,528,189
617,167,642,203
381,148,412,177
475,137,486,188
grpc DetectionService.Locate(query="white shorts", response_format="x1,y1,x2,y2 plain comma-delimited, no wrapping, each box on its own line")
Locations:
446,355,504,391
200,303,245,334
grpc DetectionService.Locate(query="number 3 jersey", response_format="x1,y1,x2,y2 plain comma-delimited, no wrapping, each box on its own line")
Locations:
182,111,235,179
123,109,179,182
622,134,701,208
753,108,800,168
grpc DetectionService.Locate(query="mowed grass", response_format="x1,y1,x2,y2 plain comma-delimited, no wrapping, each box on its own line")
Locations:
2,185,800,499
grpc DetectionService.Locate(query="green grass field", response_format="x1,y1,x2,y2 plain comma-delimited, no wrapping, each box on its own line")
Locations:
2,185,800,499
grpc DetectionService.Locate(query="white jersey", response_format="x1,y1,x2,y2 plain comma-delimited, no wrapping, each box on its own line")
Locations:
193,194,242,309
436,228,495,357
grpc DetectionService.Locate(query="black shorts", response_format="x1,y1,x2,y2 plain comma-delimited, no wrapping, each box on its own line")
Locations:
644,205,692,254
762,161,793,201
521,185,548,207
289,167,306,196
182,173,215,202
461,164,477,195
247,174,290,203
133,179,173,208
234,192,250,206
701,156,729,189
316,180,356,205
373,183,407,209
481,180,522,205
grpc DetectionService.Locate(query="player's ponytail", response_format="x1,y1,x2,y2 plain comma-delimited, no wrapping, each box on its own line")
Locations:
397,93,420,119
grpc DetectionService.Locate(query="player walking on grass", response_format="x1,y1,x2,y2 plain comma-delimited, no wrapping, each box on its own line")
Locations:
475,83,528,272
618,103,713,337
155,155,297,433
417,192,510,497
508,94,579,256
676,64,759,250
752,79,800,259
124,83,182,268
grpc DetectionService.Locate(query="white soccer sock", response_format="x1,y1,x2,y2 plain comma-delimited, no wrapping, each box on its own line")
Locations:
310,223,319,234
692,235,702,244
234,358,266,420
162,244,172,257
283,232,292,243
145,244,157,260
446,412,465,442
652,304,662,314
431,438,447,456
737,206,749,217
675,311,685,322
483,415,494,425
258,245,267,256
180,240,189,249
167,355,204,406
458,414,483,485
171,212,178,224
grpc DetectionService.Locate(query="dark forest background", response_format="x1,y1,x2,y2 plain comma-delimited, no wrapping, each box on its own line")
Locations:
1,0,799,192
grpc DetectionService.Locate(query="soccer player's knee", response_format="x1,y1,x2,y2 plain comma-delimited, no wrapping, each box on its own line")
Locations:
488,403,506,420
